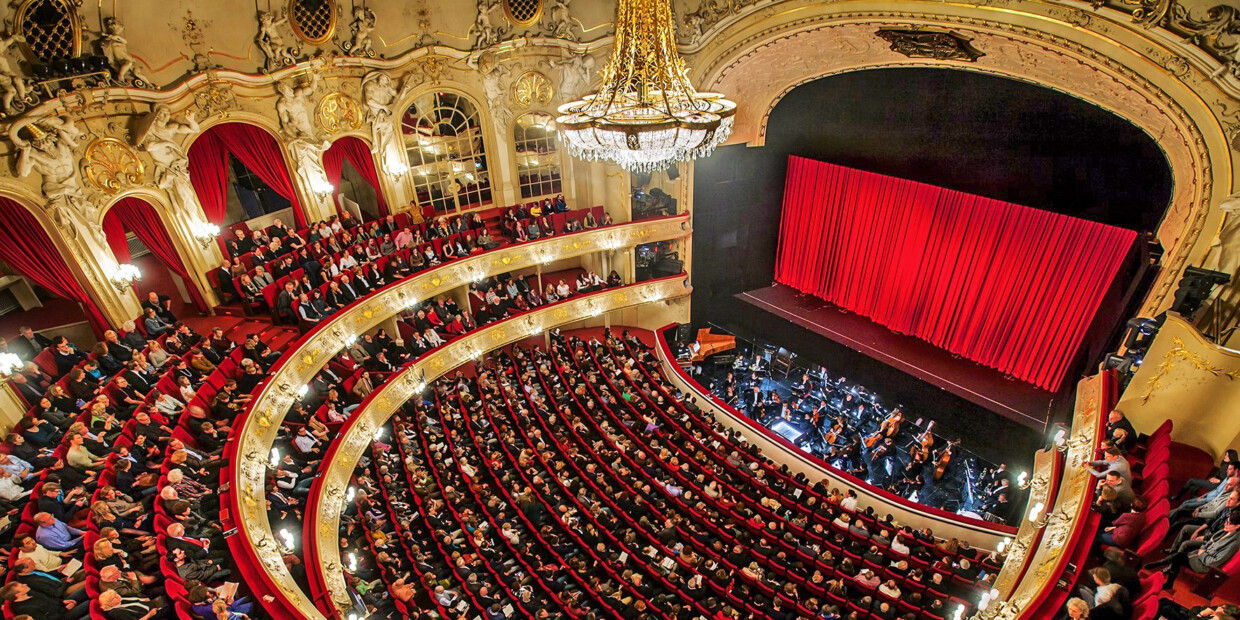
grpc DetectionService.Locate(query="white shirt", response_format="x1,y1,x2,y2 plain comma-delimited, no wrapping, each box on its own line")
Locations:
840,496,858,511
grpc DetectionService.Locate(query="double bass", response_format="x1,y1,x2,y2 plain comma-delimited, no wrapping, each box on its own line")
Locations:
866,410,903,448
910,421,936,461
933,438,959,481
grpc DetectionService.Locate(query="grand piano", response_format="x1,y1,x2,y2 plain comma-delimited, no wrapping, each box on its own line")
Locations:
688,327,736,363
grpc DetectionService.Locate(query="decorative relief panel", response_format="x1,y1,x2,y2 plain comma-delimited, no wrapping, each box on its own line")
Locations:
82,137,144,194
314,92,362,134
510,71,554,109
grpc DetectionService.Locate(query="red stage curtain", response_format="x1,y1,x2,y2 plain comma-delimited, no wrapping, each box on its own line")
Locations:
187,123,307,227
323,137,388,217
774,156,1137,391
0,198,110,334
103,198,210,312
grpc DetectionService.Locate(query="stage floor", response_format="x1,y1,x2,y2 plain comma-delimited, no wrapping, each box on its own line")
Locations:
738,284,1059,431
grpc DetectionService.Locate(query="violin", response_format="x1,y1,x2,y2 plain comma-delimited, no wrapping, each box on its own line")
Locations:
864,429,884,449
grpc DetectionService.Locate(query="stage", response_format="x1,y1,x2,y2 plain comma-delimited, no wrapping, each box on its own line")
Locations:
738,284,1064,431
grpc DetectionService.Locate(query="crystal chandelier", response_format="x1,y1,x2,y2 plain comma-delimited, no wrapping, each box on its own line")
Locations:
556,0,737,174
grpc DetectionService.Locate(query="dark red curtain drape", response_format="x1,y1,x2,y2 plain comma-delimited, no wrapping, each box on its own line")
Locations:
323,137,388,217
774,156,1137,391
103,198,210,312
187,123,307,227
0,198,110,334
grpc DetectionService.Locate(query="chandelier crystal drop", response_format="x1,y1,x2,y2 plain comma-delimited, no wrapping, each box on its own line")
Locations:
556,0,737,174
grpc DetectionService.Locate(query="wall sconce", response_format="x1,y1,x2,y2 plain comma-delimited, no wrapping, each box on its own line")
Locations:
308,173,335,198
190,221,220,249
297,384,310,399
0,352,23,377
345,334,358,346
109,264,142,293
269,447,280,468
345,486,355,503
384,158,410,177
1027,502,1045,527
1016,471,1030,489
995,537,1011,555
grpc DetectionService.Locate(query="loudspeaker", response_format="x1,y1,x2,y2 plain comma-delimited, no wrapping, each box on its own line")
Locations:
665,165,680,180
653,258,684,276
674,324,692,345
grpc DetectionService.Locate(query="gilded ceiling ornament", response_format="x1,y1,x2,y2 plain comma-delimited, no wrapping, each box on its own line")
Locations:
510,71,554,109
315,91,363,134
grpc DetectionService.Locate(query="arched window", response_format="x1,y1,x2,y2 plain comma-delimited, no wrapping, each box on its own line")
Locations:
504,0,543,27
513,112,562,199
401,92,492,212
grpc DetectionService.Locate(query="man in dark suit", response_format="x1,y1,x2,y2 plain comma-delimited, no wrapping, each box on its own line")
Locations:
1150,510,1240,587
12,556,86,602
274,281,297,324
10,327,51,360
98,588,172,620
9,373,43,405
0,580,88,619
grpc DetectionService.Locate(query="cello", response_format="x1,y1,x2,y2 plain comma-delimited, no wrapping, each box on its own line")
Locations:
910,421,936,460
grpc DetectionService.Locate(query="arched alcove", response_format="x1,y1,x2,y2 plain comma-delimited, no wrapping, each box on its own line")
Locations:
323,136,388,220
0,196,110,335
101,196,210,314
187,122,308,227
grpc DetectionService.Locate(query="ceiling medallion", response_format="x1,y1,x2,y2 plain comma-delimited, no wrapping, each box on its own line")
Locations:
83,137,145,194
556,0,736,174
315,92,363,133
511,71,555,109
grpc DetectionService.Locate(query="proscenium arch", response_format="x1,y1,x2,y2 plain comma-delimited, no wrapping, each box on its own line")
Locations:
98,191,214,312
687,5,1234,318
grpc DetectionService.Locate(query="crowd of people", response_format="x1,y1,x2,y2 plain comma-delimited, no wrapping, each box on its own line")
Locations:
215,203,612,331
0,296,273,620
334,328,1005,620
704,355,1017,523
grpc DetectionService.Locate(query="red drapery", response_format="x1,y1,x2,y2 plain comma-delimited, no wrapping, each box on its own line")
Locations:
187,123,307,227
0,198,111,334
323,136,388,217
103,198,210,312
774,156,1137,391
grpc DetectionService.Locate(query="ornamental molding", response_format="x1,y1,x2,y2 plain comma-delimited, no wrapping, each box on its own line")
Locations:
81,137,144,194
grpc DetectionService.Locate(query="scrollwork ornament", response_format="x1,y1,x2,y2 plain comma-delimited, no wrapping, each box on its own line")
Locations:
82,137,144,194
314,92,363,134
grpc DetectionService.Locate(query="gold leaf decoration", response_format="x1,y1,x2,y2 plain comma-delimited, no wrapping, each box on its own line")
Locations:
84,138,145,194
315,92,363,134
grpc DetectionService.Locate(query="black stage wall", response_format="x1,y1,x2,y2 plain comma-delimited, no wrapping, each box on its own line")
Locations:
689,68,1173,462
